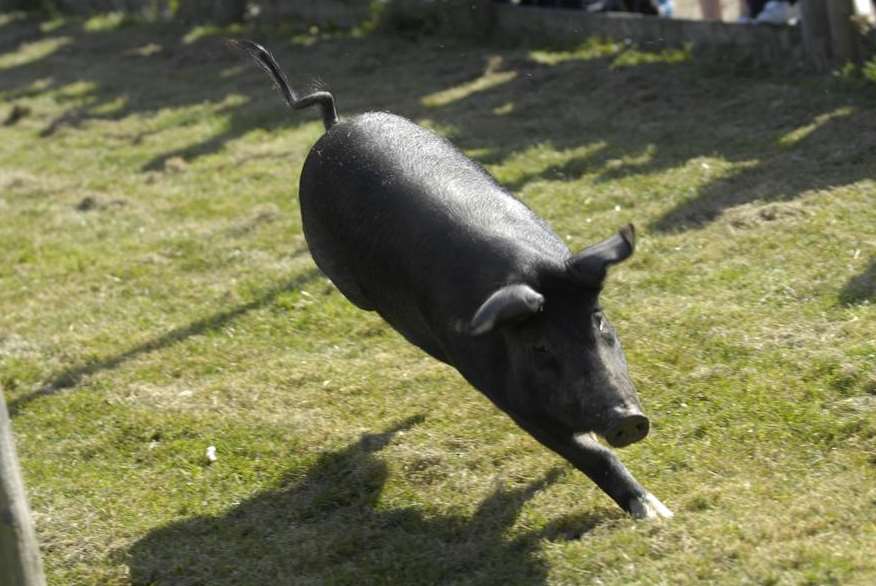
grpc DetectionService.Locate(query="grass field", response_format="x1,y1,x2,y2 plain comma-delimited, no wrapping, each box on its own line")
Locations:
1,11,875,586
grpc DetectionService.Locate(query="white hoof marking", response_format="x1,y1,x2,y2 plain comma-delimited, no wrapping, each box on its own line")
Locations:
629,492,674,520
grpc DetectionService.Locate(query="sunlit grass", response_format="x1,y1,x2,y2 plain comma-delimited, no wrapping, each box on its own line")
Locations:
0,36,71,70
1,14,874,586
529,37,622,65
83,11,128,32
777,106,855,147
421,56,517,108
529,38,692,69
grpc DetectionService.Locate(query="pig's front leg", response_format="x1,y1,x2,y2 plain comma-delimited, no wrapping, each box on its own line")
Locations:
572,433,673,520
513,416,673,519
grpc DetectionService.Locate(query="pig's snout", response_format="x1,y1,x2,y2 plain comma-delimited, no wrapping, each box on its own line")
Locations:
604,412,650,448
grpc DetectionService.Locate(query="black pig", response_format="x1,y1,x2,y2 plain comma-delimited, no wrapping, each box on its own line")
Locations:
232,40,671,519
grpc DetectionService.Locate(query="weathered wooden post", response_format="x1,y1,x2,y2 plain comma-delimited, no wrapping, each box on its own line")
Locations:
800,0,868,69
0,389,46,586
800,0,832,70
826,0,863,65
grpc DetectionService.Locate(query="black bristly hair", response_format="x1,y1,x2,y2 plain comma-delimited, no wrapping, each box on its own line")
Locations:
227,39,339,131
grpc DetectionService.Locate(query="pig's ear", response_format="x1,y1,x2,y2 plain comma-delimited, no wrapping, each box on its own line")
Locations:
565,224,635,288
470,284,544,335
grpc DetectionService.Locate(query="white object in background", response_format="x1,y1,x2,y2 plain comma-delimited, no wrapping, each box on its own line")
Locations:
205,445,217,463
756,1,799,25
854,0,875,22
657,0,674,18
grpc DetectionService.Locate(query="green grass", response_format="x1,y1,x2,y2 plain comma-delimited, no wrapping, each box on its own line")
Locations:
1,12,875,586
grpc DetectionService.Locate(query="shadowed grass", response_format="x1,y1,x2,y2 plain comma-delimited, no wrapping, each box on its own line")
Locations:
1,13,874,586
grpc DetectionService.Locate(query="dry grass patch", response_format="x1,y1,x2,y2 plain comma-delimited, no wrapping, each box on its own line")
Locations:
1,13,874,586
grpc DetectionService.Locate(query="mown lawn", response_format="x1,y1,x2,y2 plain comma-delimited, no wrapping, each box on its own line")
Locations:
1,11,874,586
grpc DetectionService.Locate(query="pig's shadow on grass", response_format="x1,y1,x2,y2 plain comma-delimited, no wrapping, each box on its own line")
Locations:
128,417,609,586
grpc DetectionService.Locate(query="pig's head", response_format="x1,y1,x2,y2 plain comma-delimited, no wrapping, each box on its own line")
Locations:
469,224,647,449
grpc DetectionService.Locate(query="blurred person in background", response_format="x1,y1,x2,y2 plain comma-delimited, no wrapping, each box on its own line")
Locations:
698,0,730,20
745,0,799,24
699,0,797,24
514,0,661,15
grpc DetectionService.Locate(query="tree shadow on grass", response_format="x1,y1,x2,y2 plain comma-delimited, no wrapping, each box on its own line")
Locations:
648,107,876,232
4,13,875,231
128,417,609,586
0,16,483,171
839,257,876,306
389,44,876,235
8,266,322,416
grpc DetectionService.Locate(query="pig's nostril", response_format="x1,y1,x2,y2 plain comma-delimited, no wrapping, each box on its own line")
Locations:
605,414,650,448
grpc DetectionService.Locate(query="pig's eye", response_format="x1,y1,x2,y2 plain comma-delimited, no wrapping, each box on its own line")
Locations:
533,342,549,354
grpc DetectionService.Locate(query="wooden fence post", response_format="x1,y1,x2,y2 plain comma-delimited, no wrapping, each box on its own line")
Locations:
801,0,868,69
800,0,832,70
827,0,863,65
0,389,46,586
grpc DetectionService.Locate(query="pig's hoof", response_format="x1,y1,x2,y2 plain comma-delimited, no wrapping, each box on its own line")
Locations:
629,493,674,520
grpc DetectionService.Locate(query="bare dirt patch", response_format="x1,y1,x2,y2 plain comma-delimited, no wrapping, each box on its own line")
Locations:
724,201,810,229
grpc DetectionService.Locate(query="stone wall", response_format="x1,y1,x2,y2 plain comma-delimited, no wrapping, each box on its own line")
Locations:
492,4,805,63
2,0,865,68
